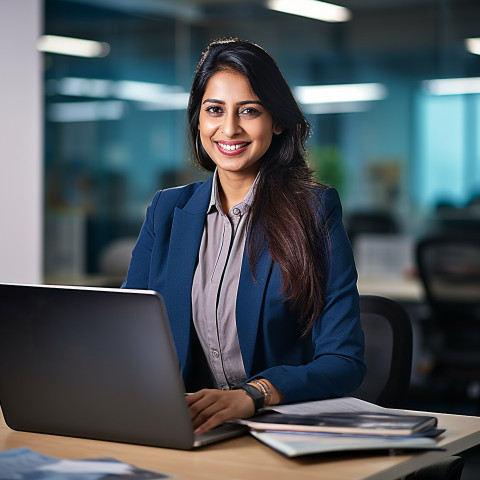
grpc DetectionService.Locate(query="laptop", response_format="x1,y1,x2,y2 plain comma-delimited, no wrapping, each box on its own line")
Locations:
0,283,246,449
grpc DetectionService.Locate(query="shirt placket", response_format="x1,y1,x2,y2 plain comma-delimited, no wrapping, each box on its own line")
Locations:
206,215,234,389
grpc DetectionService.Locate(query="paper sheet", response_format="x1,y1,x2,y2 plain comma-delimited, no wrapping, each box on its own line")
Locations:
266,397,392,415
250,430,441,457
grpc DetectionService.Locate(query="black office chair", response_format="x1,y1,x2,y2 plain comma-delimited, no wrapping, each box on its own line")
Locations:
416,233,480,406
352,295,413,408
346,211,399,247
411,456,465,480
352,295,464,480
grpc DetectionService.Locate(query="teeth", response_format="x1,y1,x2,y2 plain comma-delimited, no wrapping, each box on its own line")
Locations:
218,142,247,151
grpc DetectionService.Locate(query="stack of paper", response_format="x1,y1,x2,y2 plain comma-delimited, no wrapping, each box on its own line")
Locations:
249,430,441,457
232,397,444,457
240,411,438,435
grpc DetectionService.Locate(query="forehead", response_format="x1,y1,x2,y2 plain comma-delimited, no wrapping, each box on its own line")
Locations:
202,70,258,100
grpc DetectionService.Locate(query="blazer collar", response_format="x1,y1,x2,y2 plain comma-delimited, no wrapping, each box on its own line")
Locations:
181,176,213,214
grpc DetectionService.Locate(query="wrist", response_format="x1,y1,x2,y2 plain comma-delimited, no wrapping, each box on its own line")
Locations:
249,379,272,406
250,378,283,406
233,383,265,412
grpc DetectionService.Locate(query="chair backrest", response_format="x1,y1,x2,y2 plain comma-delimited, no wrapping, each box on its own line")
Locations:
416,233,480,321
346,211,398,247
351,295,413,408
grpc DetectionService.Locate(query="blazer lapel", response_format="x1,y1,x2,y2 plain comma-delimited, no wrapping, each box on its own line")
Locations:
165,179,212,368
236,243,272,376
164,176,272,377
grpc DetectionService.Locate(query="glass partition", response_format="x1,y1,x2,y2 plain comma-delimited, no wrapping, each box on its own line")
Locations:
42,0,480,283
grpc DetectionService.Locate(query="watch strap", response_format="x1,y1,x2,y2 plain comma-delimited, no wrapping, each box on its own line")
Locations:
233,383,265,411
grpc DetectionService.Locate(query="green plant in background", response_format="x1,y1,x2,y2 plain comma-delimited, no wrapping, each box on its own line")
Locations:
308,145,345,196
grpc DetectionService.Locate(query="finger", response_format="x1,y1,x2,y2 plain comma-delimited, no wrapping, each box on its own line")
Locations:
185,389,208,407
192,396,240,433
192,390,256,433
194,410,229,435
188,390,223,423
190,393,230,427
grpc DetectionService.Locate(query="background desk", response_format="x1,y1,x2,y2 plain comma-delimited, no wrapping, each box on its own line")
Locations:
1,408,480,480
357,274,424,303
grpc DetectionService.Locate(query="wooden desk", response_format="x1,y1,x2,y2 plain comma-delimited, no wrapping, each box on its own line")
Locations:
1,410,480,480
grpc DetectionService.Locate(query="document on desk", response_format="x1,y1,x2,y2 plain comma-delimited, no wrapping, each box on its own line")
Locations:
0,448,169,479
239,411,438,436
264,396,393,416
242,397,443,457
250,430,442,458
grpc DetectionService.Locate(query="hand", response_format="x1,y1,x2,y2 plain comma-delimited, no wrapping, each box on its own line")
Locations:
186,388,255,435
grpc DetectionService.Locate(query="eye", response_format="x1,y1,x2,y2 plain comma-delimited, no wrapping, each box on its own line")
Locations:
240,107,261,116
205,105,223,115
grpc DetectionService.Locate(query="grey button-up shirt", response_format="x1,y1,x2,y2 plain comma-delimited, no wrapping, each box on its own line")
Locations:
191,171,258,390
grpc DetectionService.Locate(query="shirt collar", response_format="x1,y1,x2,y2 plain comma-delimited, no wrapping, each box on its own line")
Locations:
207,169,259,215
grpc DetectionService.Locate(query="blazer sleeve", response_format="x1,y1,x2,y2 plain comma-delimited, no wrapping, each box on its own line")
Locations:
251,188,366,404
122,190,163,289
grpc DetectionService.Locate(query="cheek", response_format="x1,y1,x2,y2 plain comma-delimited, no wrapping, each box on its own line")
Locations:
251,118,275,145
198,115,218,136
257,128,275,149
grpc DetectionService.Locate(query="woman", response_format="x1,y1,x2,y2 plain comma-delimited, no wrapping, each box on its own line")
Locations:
123,38,365,434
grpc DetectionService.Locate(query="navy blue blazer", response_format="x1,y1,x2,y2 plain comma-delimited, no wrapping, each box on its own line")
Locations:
123,177,365,403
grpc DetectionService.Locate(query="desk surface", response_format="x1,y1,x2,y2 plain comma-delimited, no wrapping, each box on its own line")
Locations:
1,409,480,480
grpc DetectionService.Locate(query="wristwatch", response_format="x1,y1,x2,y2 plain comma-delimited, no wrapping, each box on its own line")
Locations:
233,383,265,412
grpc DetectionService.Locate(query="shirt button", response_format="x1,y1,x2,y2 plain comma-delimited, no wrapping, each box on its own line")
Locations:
233,207,241,216
212,349,220,358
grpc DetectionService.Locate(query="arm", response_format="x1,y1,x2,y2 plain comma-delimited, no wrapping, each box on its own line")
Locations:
187,188,365,433
250,187,365,404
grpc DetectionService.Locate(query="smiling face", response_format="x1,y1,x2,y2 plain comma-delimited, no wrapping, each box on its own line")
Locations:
198,70,281,184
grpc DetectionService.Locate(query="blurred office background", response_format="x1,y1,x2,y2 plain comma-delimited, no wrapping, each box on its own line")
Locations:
37,0,480,285
1,0,480,423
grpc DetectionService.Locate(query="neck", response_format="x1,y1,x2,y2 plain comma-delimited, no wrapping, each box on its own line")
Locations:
217,170,256,213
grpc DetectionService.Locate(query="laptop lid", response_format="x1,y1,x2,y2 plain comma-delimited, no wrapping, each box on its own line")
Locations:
0,283,243,449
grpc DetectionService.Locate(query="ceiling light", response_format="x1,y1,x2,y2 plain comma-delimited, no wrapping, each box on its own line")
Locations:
48,101,125,122
267,0,351,23
294,83,387,104
115,80,184,102
46,77,190,111
114,80,189,109
302,102,370,114
137,94,191,111
423,78,480,95
37,35,110,58
465,38,480,56
51,78,112,97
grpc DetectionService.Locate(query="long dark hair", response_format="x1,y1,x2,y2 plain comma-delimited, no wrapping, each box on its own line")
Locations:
187,38,327,335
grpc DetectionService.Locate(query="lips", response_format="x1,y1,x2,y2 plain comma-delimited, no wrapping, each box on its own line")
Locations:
215,141,250,156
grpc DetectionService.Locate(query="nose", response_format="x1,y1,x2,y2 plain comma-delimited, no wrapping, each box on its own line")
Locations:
222,111,241,138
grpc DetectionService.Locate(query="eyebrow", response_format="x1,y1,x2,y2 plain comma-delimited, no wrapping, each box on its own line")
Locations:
202,98,263,106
